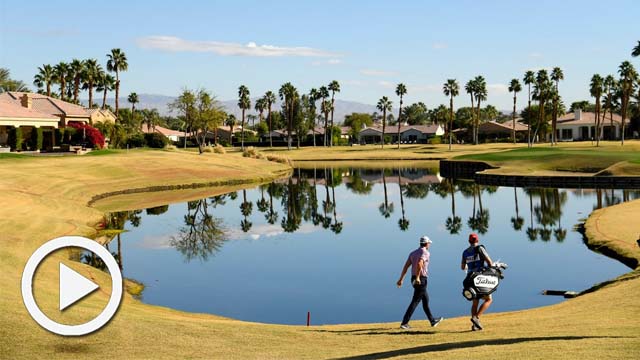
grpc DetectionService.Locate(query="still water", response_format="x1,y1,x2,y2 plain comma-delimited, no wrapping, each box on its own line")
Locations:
99,165,635,325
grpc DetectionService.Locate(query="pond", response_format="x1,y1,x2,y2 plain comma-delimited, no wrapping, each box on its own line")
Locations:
95,165,636,325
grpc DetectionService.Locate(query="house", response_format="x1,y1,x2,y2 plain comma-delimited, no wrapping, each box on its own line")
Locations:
0,92,91,128
357,124,444,144
208,125,257,144
0,96,59,151
477,120,529,139
140,124,185,142
553,109,623,141
86,108,116,125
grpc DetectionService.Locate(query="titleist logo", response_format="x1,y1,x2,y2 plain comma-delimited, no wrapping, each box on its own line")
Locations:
474,275,498,287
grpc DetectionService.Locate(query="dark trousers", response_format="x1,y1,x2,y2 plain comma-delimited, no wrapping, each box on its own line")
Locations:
401,276,435,325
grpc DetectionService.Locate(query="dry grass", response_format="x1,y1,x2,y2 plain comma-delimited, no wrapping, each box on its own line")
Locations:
1,147,639,359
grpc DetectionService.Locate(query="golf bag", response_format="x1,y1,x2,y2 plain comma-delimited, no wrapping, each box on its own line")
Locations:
462,262,508,301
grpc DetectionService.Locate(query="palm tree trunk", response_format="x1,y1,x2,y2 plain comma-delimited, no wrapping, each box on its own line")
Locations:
324,113,329,147
449,96,454,150
512,93,517,144
88,82,93,108
102,87,107,109
382,109,386,149
115,71,120,121
397,98,403,149
469,94,475,145
330,96,335,147
527,86,531,147
46,83,51,98
268,107,273,148
241,108,245,151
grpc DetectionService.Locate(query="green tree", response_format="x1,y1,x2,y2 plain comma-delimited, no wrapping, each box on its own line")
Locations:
569,100,594,112
508,79,522,143
376,96,392,148
263,91,276,147
308,88,319,146
590,74,604,146
81,59,102,108
603,75,617,140
33,64,54,97
632,40,640,57
96,71,115,110
53,62,69,100
618,61,638,145
0,68,29,92
141,108,161,132
107,48,129,121
473,76,487,145
550,67,564,145
69,59,85,103
523,70,535,147
443,79,459,150
395,83,407,149
402,102,429,125
532,70,552,144
343,113,373,138
128,92,139,114
254,97,266,127
279,82,299,150
237,85,251,150
318,86,330,146
328,80,340,147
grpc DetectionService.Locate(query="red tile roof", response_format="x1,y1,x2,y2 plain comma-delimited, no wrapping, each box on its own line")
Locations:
557,112,622,126
2,92,89,117
0,96,58,119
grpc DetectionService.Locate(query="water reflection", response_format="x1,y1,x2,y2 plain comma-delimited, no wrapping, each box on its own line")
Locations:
103,167,640,264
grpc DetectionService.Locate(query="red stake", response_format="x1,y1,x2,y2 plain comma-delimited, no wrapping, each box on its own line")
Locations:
307,312,310,327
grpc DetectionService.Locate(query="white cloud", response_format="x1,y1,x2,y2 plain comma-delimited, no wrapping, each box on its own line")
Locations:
137,35,342,58
360,69,397,76
312,58,343,66
487,83,509,94
378,80,394,88
342,80,367,86
432,42,448,49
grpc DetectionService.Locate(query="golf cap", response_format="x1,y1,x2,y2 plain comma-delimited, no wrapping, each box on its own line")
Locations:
469,233,479,243
420,236,432,245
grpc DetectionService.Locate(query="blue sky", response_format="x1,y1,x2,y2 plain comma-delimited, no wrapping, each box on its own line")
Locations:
1,0,638,110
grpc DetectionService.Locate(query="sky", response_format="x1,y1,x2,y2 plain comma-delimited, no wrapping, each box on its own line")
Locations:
1,0,639,111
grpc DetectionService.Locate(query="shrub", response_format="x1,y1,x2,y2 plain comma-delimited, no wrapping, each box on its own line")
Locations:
164,144,177,151
144,132,169,148
8,127,23,151
429,136,442,145
67,122,105,149
127,133,146,148
202,145,214,153
30,127,43,151
213,144,226,154
265,154,293,166
242,146,260,158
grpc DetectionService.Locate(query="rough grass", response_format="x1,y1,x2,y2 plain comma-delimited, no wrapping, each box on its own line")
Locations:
1,147,640,359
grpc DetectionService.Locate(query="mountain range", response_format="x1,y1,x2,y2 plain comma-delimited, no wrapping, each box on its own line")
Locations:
100,94,378,124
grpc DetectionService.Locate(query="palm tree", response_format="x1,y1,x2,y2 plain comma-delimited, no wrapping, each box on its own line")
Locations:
264,91,276,147
0,68,29,92
508,79,522,144
590,74,604,146
128,92,139,114
550,67,564,145
603,75,616,140
523,70,535,147
226,114,237,144
82,59,101,108
321,99,332,148
376,96,392,148
395,83,407,149
238,85,251,150
632,40,640,57
106,48,129,120
465,79,476,142
97,72,115,110
254,97,266,125
309,88,319,147
443,79,459,150
33,64,55,97
618,61,638,145
532,70,552,144
279,82,298,150
473,76,487,145
142,108,160,132
318,86,330,146
53,62,69,100
69,59,84,103
328,80,340,147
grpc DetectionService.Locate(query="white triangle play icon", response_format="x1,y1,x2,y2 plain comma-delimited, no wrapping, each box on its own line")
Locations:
59,263,99,311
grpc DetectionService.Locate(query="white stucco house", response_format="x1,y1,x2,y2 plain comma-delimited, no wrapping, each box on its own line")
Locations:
553,109,623,141
358,124,444,144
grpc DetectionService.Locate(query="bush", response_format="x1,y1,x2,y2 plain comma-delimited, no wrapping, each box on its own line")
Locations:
30,127,43,151
429,136,442,145
265,154,292,166
67,122,105,149
144,132,169,148
242,146,262,158
8,127,23,151
213,144,226,154
164,144,177,151
202,145,214,153
127,133,146,148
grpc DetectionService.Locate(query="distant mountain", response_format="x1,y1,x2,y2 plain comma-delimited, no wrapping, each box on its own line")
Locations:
102,94,377,123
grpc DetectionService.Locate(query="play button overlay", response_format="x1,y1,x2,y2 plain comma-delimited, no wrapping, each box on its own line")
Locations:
59,263,99,311
21,236,123,336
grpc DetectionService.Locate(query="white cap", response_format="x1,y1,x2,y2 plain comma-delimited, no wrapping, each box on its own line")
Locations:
419,235,432,245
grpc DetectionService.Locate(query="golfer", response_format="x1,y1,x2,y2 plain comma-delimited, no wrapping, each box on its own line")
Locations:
397,235,443,329
461,233,493,331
